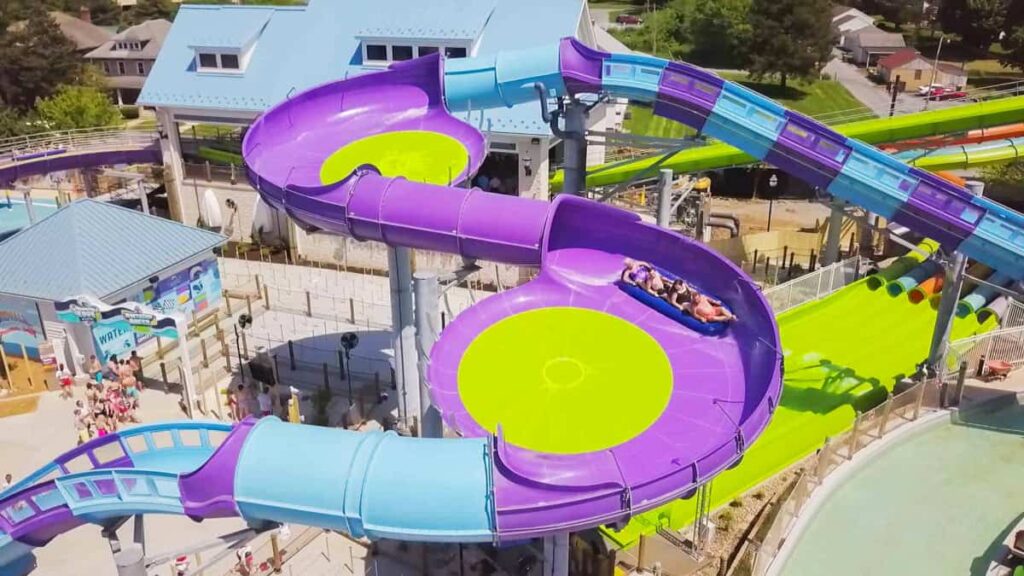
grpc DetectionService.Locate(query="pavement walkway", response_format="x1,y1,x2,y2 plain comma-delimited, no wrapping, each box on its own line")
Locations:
822,57,961,118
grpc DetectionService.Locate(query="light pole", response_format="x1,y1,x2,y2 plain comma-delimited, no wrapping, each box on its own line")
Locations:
766,173,779,231
340,332,359,406
234,313,252,377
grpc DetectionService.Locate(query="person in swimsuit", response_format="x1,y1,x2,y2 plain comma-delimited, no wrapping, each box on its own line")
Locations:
621,258,666,295
666,280,737,323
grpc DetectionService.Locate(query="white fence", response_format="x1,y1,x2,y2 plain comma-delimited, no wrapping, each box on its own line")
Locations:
729,380,938,576
940,299,1024,381
762,256,862,314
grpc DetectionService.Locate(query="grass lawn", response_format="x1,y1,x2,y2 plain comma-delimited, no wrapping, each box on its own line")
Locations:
965,59,1024,88
623,106,696,139
720,72,872,120
624,74,872,138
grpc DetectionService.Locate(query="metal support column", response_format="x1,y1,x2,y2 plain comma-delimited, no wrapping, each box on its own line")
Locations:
138,180,150,215
927,181,984,373
823,198,845,265
20,187,36,225
388,246,419,434
656,169,672,229
114,544,146,576
173,315,197,419
413,271,443,438
562,99,588,196
543,533,570,576
553,532,570,576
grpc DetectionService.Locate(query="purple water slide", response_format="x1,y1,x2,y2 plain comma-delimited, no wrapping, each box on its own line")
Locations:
242,52,781,539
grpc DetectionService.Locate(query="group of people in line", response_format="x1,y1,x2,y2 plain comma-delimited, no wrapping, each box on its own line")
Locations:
73,353,145,444
622,258,737,323
226,382,280,422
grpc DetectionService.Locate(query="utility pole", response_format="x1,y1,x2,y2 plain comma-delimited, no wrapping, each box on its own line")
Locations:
923,35,944,111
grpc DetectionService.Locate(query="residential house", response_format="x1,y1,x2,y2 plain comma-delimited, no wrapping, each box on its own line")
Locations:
8,8,112,55
86,19,171,106
831,5,875,47
137,0,613,261
877,48,967,91
845,25,907,66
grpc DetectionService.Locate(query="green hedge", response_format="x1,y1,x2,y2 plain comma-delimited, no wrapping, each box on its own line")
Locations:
197,146,243,166
207,140,242,154
119,106,140,120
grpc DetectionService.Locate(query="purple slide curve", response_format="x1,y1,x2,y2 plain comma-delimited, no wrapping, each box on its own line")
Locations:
242,53,781,538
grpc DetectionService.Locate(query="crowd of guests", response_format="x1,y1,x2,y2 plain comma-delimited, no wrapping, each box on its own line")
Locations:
621,258,737,323
72,353,144,444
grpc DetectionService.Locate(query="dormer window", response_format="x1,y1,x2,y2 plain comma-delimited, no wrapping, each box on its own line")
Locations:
198,53,219,68
195,49,247,74
392,45,413,61
115,41,144,51
360,40,471,67
365,44,388,62
220,54,240,70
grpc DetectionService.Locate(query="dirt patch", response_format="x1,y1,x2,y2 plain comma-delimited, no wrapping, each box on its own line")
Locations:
0,393,41,418
709,198,832,236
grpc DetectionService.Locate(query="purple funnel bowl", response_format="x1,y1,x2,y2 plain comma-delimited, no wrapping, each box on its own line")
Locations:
242,55,549,266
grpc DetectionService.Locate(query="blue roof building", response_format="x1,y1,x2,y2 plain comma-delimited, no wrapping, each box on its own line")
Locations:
0,199,227,373
139,0,620,232
139,0,595,135
0,199,225,302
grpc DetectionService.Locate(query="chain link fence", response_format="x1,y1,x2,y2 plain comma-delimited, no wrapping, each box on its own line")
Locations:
762,256,862,314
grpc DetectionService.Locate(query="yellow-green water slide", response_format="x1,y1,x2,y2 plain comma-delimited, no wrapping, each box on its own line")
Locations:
605,247,999,547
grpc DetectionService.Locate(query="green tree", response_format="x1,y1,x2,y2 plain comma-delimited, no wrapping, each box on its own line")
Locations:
855,0,926,27
999,0,1024,70
35,85,122,131
0,108,31,139
937,0,1008,53
74,0,123,26
0,6,81,110
746,0,833,87
686,0,751,67
127,0,177,24
609,6,687,59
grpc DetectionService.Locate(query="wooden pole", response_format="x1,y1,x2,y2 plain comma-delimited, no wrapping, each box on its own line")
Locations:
0,340,9,391
270,533,282,573
19,343,36,391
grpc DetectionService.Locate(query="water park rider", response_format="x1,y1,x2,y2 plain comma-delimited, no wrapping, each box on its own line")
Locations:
665,280,737,323
621,258,667,295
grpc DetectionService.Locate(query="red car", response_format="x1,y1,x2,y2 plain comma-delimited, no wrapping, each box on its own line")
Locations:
616,14,643,24
927,87,968,101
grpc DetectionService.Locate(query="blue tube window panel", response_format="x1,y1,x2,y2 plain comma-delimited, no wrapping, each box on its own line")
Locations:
703,84,785,160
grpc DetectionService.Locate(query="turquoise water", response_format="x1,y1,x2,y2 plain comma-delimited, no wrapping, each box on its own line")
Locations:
780,401,1024,576
0,200,59,233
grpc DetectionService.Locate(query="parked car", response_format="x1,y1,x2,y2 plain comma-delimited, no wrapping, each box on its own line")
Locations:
916,83,945,97
616,14,643,24
927,87,968,101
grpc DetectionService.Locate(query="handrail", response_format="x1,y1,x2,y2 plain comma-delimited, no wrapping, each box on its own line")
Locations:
0,127,159,162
